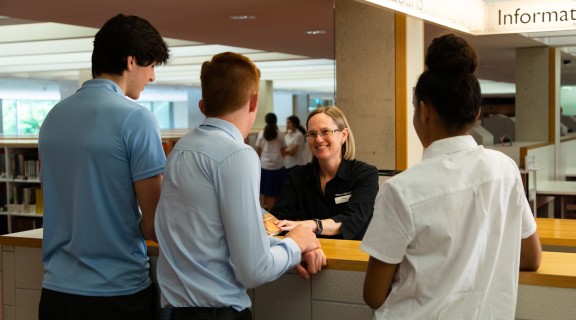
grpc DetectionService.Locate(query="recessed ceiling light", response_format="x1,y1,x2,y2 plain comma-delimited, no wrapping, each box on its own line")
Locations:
229,15,256,20
305,30,326,35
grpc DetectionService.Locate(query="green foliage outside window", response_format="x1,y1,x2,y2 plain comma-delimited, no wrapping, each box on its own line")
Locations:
1,100,55,134
0,99,175,135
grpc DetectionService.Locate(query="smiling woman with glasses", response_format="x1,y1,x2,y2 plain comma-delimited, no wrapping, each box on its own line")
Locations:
269,106,379,240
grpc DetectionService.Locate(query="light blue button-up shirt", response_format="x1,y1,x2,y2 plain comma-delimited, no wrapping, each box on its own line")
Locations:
155,117,301,311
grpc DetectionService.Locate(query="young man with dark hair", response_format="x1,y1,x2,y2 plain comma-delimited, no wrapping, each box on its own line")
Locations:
38,13,169,320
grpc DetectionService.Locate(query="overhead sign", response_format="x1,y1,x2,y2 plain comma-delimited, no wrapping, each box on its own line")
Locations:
357,0,576,35
485,1,576,34
359,0,485,33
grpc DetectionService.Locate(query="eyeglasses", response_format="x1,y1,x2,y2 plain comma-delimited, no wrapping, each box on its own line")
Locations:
305,128,342,140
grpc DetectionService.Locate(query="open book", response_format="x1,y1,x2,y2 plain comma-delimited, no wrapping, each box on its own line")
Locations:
262,212,282,236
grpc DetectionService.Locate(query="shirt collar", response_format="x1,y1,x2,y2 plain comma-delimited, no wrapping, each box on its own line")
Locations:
81,79,124,97
422,135,478,160
200,117,245,143
309,159,353,181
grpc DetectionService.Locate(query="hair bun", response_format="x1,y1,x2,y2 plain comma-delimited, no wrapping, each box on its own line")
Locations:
425,34,478,77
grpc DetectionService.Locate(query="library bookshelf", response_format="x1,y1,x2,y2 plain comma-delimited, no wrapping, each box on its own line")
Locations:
0,131,185,234
0,138,42,234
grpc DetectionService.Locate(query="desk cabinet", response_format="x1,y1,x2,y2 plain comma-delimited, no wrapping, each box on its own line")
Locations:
253,270,372,320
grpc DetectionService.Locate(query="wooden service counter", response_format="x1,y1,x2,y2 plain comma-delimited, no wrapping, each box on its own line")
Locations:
536,217,576,252
2,228,576,320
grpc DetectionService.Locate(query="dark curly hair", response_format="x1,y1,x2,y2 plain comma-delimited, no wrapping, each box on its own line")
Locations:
414,34,481,132
92,14,170,77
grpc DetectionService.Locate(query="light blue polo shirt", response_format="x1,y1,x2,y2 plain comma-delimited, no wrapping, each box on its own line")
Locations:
38,79,166,296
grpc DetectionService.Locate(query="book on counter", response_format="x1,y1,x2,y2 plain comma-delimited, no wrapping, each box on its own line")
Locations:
262,211,282,236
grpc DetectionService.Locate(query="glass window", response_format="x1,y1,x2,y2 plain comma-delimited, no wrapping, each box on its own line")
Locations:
1,99,56,134
139,101,174,129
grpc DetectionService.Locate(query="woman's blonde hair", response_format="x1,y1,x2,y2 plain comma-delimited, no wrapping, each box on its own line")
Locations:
306,106,356,160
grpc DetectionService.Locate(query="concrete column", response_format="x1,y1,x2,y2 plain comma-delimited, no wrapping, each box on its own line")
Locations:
515,47,553,142
516,47,561,178
293,94,309,125
335,0,396,170
254,80,274,130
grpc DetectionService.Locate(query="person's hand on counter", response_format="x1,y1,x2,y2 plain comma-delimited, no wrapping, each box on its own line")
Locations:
295,248,327,279
285,225,327,279
285,224,320,253
276,219,307,232
276,218,342,237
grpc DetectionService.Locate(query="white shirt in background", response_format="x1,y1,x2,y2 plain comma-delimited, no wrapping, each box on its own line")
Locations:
283,130,305,169
255,130,286,170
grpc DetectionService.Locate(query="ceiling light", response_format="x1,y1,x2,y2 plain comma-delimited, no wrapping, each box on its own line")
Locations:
305,30,326,35
229,15,256,20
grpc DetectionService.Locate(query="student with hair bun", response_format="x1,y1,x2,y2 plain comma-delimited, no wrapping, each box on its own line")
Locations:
361,34,542,319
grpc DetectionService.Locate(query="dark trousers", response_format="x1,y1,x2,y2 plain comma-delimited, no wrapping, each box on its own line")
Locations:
161,306,252,320
38,284,156,320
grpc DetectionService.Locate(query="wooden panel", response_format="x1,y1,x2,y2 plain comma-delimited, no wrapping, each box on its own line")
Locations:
549,47,557,143
536,218,576,247
395,13,408,170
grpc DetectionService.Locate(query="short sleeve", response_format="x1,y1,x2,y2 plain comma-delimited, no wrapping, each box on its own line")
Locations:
361,180,414,264
517,180,537,239
255,131,264,148
124,108,166,181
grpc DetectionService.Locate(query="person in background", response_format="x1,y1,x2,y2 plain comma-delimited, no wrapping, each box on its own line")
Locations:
271,106,379,240
38,13,169,320
255,112,287,210
155,52,326,320
361,34,542,320
283,115,306,172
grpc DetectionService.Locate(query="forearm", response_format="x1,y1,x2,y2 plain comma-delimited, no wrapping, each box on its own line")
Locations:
285,144,299,155
234,237,301,288
363,257,398,309
134,175,162,242
520,232,542,271
292,219,341,236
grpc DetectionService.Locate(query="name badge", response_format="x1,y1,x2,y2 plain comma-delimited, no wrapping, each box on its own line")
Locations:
334,192,352,204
